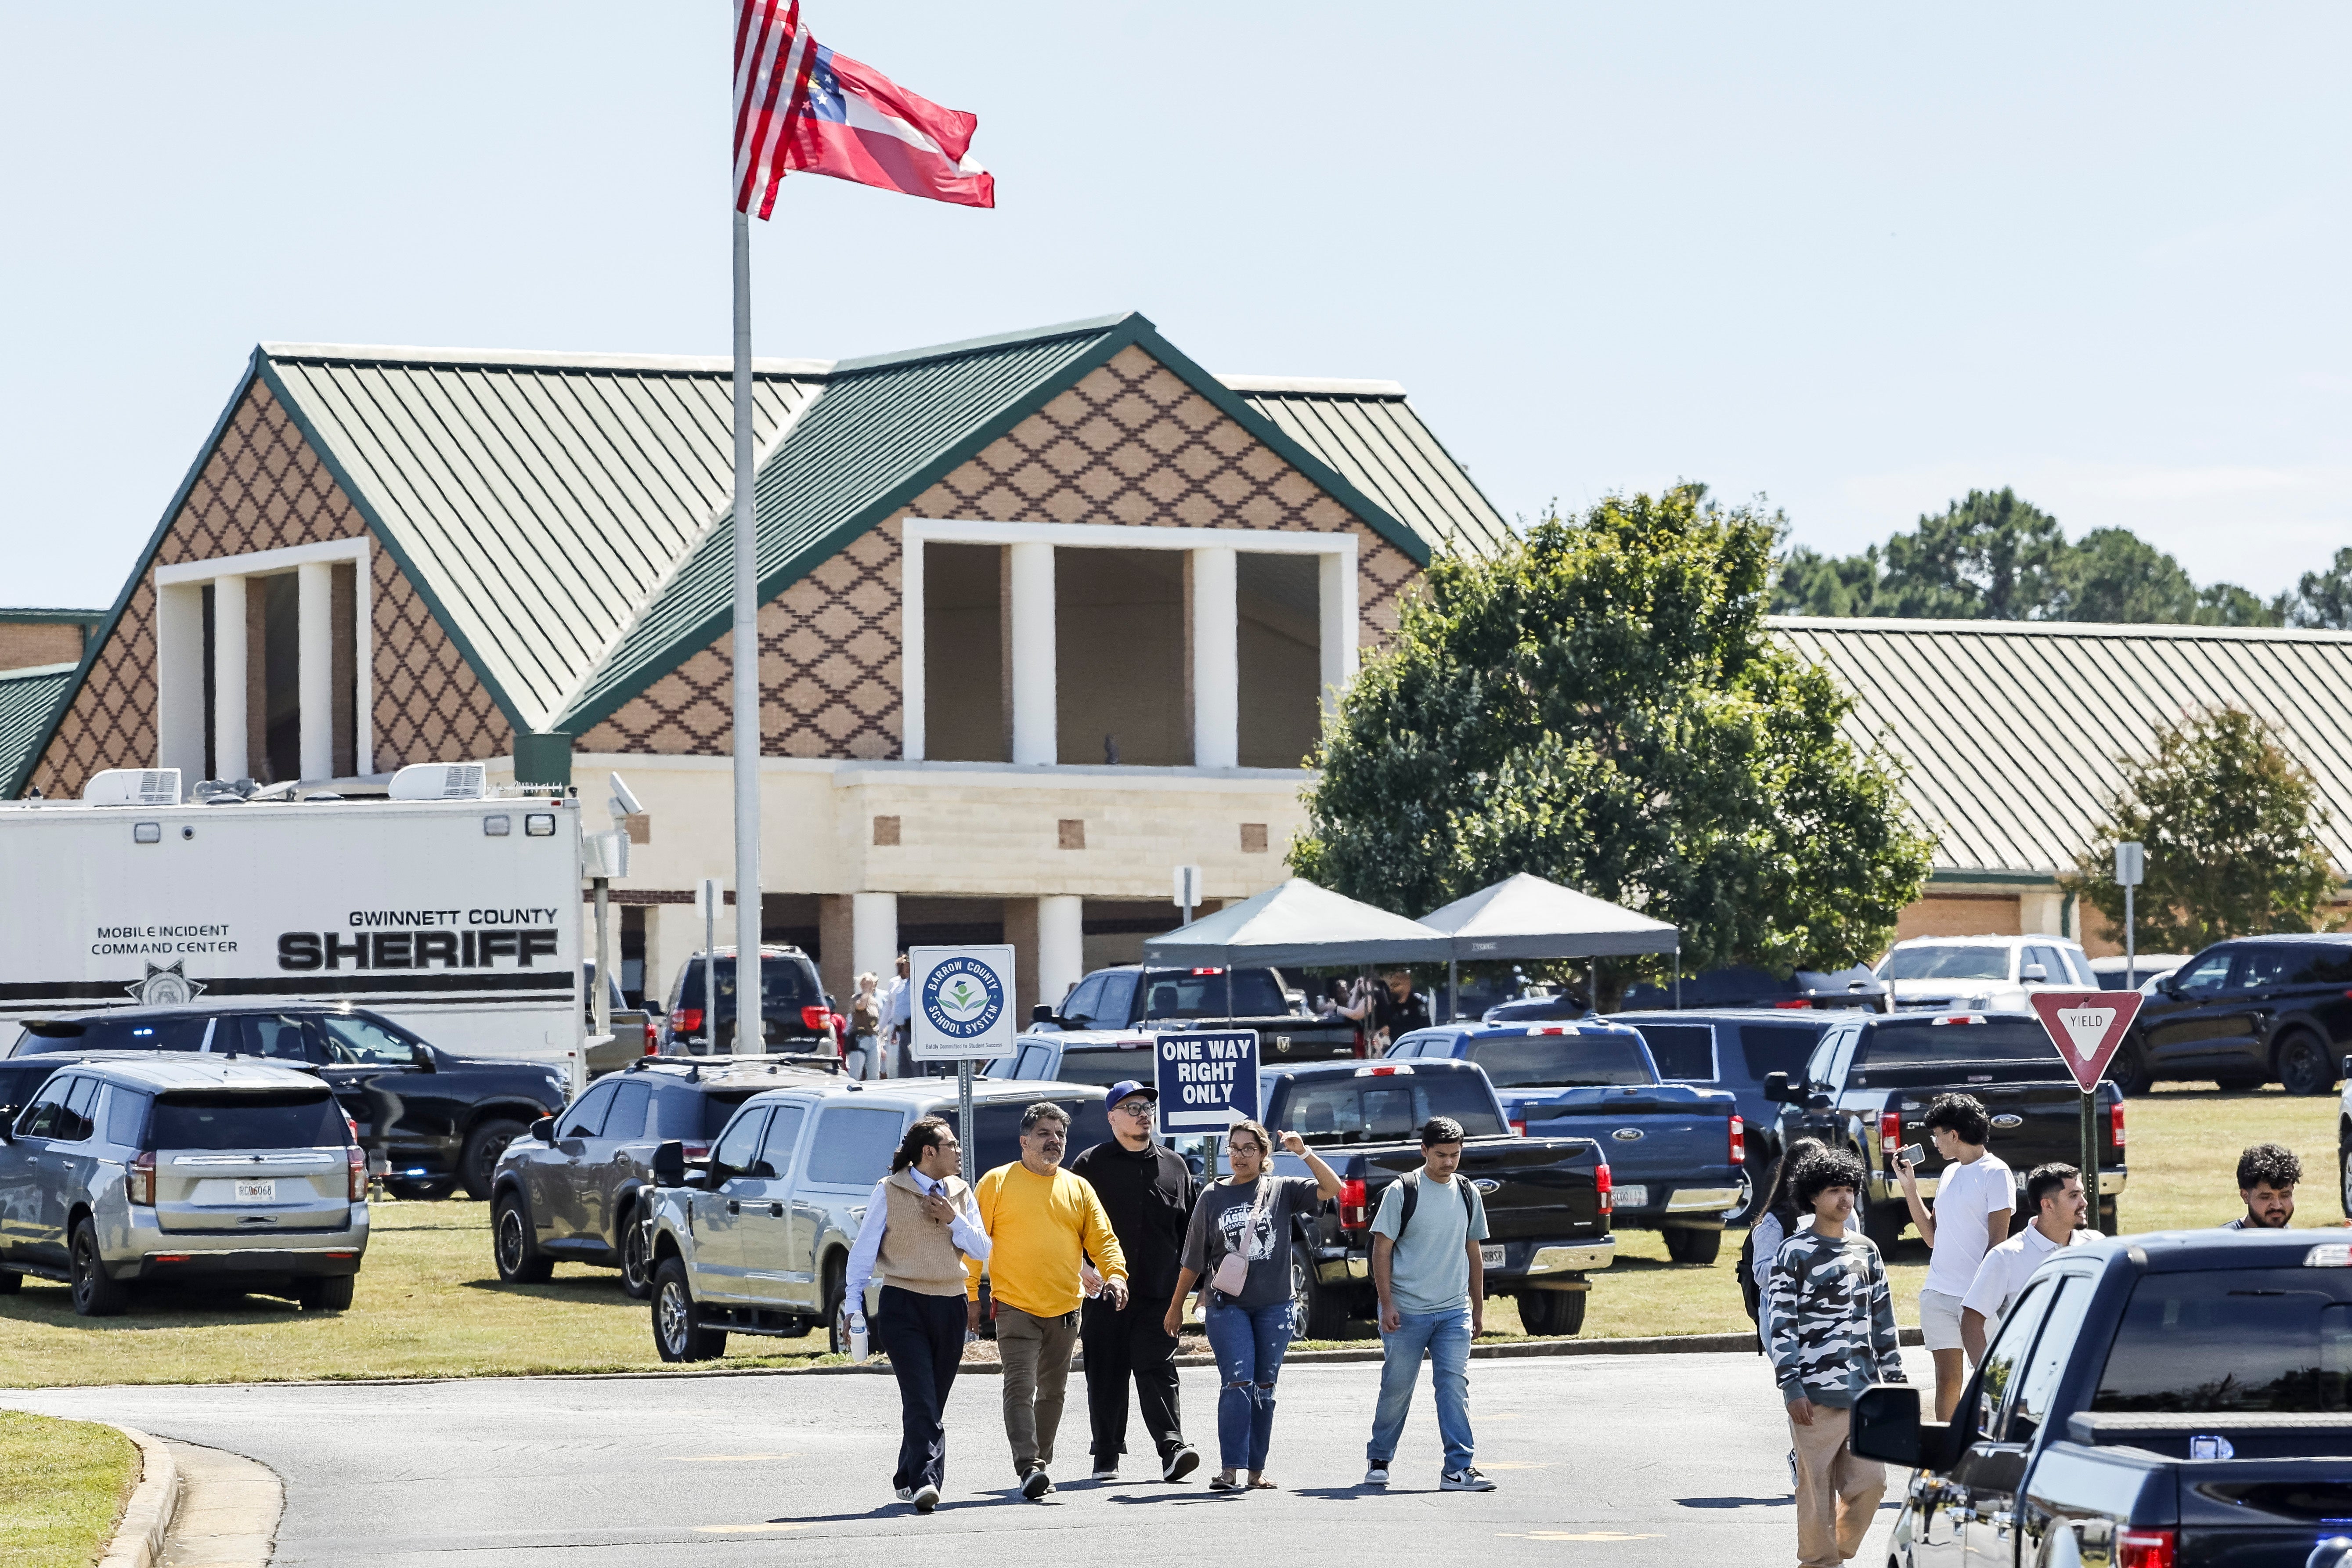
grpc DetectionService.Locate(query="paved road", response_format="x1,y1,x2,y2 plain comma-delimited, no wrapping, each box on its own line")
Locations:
8,1348,1925,1566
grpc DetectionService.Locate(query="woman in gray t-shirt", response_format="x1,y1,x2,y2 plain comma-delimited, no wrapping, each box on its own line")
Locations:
1166,1121,1343,1490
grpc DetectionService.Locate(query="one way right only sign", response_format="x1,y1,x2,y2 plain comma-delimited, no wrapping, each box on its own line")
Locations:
2028,990,2146,1091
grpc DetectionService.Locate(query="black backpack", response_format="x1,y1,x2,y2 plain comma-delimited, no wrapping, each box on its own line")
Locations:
1737,1227,1761,1325
1392,1167,1476,1237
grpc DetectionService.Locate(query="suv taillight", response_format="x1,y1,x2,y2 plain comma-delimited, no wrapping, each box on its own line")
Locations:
1338,1177,1369,1231
801,1004,832,1032
347,1145,368,1201
673,1007,704,1038
2117,1528,2174,1568
2108,1099,2125,1150
1508,1118,1526,1137
643,1018,659,1056
1879,1110,1902,1152
1595,1161,1613,1217
1729,1114,1745,1165
126,1150,155,1207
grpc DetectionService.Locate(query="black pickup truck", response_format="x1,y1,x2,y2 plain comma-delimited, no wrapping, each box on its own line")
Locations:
1259,1058,1613,1339
1020,964,1359,1067
1853,1227,2352,1568
1760,1010,2125,1248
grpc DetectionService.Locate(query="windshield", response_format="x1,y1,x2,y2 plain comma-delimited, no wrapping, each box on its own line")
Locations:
1879,945,2011,982
1135,969,1289,1020
2096,1269,2352,1413
14,1013,213,1055
1043,1051,1147,1087
1857,1021,2057,1068
1466,1034,1653,1089
151,1091,347,1151
1273,1072,1506,1145
674,955,819,1019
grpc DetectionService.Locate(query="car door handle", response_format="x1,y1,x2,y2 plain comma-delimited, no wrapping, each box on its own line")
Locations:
727,1200,740,1215
769,1203,783,1218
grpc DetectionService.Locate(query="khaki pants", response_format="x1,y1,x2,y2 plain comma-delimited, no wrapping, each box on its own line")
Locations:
1790,1404,1885,1568
996,1304,1079,1477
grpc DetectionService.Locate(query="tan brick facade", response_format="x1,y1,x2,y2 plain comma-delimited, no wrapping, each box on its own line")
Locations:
580,345,1418,760
0,623,85,674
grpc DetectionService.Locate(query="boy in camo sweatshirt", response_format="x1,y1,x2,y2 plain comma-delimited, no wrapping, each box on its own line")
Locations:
1764,1150,1905,1568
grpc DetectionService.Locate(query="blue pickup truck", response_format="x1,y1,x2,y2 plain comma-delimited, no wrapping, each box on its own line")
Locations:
1387,1020,1745,1264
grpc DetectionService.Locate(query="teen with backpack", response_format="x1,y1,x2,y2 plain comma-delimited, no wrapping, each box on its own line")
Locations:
1363,1116,1495,1492
1738,1137,1827,1344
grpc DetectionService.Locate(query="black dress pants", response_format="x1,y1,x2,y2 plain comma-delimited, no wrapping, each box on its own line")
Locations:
1082,1293,1183,1462
875,1285,965,1490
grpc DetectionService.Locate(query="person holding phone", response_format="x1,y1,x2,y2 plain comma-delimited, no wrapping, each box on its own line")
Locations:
1165,1119,1342,1491
1893,1093,2011,1423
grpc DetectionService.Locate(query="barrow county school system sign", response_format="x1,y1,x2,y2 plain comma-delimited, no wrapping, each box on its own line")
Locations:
910,945,1017,1062
1156,1031,1260,1134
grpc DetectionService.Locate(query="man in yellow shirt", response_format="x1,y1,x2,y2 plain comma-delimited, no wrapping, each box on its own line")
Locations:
968,1101,1129,1500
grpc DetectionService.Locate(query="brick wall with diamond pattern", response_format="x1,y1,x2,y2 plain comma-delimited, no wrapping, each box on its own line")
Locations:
26,378,511,797
579,345,1418,759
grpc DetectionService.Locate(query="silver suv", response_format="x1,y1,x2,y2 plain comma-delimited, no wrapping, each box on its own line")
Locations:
642,1078,1112,1362
0,1054,369,1316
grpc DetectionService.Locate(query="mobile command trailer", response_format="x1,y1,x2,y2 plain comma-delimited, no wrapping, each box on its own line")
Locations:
0,766,586,1081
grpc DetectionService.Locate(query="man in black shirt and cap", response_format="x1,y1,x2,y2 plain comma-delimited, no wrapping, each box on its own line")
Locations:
1372,967,1433,1053
1069,1079,1201,1483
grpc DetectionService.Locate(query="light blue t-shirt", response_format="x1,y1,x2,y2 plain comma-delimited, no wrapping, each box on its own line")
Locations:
1371,1171,1490,1315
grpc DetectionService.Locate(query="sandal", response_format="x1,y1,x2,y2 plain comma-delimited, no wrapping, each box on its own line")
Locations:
1208,1473,1240,1492
1247,1475,1277,1490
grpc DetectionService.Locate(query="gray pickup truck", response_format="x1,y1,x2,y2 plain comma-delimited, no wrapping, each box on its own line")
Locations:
999,963,1359,1087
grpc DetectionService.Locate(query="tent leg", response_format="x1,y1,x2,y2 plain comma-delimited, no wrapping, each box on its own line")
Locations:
1674,945,1681,1011
1587,959,1596,1015
1448,959,1458,1024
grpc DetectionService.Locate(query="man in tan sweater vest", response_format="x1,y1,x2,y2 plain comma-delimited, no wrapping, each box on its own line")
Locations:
845,1116,991,1513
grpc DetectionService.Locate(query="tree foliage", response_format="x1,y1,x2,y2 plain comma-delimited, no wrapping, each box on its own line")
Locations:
2061,707,2338,952
1774,489,2284,626
1291,487,1933,989
2283,547,2352,630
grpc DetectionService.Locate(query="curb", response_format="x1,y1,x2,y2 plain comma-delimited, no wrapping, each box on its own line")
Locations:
97,1425,180,1568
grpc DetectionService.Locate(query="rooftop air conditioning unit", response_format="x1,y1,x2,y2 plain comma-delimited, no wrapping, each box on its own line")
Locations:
388,762,488,801
83,769,182,806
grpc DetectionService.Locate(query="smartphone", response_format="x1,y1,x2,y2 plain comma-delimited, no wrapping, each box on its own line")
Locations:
1895,1143,1925,1170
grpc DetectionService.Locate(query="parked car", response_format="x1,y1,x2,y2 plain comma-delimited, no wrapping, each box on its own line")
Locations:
1607,1008,1842,1222
2087,953,2190,993
1616,965,1889,1012
1260,1057,1613,1336
488,1055,839,1296
1025,963,1358,1061
642,1078,1115,1360
985,1030,1158,1087
1387,1021,1741,1262
1853,1228,2352,1568
2116,934,2352,1096
657,945,834,1056
1874,934,2098,1013
582,962,656,1078
7,1004,569,1200
1760,1009,2126,1247
0,1053,368,1315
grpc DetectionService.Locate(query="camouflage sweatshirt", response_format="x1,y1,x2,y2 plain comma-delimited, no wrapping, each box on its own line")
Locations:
1764,1228,1905,1407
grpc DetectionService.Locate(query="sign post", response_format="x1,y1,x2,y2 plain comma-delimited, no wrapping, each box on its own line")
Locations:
1173,864,1203,927
693,877,722,1054
2028,990,2145,1200
911,945,1019,1185
2115,841,2143,985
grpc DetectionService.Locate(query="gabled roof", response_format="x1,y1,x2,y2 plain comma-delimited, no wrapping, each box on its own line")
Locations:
0,663,78,797
1772,616,2352,879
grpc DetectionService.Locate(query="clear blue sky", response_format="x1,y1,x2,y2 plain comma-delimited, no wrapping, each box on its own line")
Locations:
5,4,2348,608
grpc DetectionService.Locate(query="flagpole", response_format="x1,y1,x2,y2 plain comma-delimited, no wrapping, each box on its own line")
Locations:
730,209,763,1050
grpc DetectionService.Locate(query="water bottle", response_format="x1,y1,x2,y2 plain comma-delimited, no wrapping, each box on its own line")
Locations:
849,1311,869,1364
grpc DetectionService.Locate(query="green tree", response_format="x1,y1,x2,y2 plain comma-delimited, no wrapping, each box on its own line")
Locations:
2061,707,2338,952
2047,528,2197,622
1293,486,1934,999
2282,547,2352,630
1775,543,1883,616
1874,488,2064,619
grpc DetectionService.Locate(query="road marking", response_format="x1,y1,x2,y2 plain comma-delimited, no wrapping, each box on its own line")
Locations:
1498,1533,1660,1543
694,1522,815,1534
674,1454,801,1462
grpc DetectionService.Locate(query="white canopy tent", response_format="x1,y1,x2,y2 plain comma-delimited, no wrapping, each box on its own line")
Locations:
1143,877,1454,968
1419,872,1682,1018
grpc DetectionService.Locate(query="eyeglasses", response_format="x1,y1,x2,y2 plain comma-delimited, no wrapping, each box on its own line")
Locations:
1114,1100,1152,1118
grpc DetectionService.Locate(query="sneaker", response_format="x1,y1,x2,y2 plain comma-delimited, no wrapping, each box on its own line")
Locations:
1090,1462,1118,1481
1441,1467,1497,1492
1021,1468,1054,1501
912,1484,939,1514
1363,1464,1390,1487
1786,1447,1797,1493
895,1486,914,1503
1163,1446,1201,1483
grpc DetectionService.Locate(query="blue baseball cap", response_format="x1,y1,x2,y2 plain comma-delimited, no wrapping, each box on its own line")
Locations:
1106,1080,1158,1106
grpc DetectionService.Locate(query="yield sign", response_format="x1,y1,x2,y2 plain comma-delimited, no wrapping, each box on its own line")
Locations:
2028,991,2146,1092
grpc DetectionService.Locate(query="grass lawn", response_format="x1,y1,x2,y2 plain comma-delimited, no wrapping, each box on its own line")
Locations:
0,1410,137,1568
0,1083,2335,1386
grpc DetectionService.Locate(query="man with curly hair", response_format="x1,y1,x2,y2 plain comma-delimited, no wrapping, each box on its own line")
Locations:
1765,1149,1906,1568
2225,1143,2300,1230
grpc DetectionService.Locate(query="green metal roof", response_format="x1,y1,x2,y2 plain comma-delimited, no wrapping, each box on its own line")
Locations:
260,346,823,732
0,663,77,799
1774,616,2352,878
0,608,105,625
1223,377,1513,558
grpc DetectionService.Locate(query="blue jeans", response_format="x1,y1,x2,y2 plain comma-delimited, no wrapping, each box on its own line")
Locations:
1367,1305,1474,1473
1202,1296,1293,1472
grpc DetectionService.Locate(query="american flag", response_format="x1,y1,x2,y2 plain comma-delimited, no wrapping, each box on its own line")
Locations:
733,0,816,220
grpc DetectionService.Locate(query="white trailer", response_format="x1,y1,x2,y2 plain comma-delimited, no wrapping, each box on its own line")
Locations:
0,765,584,1078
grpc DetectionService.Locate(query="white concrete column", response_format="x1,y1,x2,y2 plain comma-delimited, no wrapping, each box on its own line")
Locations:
851,892,900,986
297,560,334,780
1007,541,1057,766
2020,890,2067,938
1191,545,1238,768
211,574,249,783
1318,551,1356,722
1038,894,1085,1007
154,583,206,781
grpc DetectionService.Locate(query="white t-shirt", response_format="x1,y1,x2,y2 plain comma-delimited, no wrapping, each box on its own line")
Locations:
1961,1222,2097,1327
1922,1152,2014,1297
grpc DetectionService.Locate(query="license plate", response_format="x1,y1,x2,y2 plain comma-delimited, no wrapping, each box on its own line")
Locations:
1480,1244,1505,1267
1616,1184,1649,1208
234,1179,277,1203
